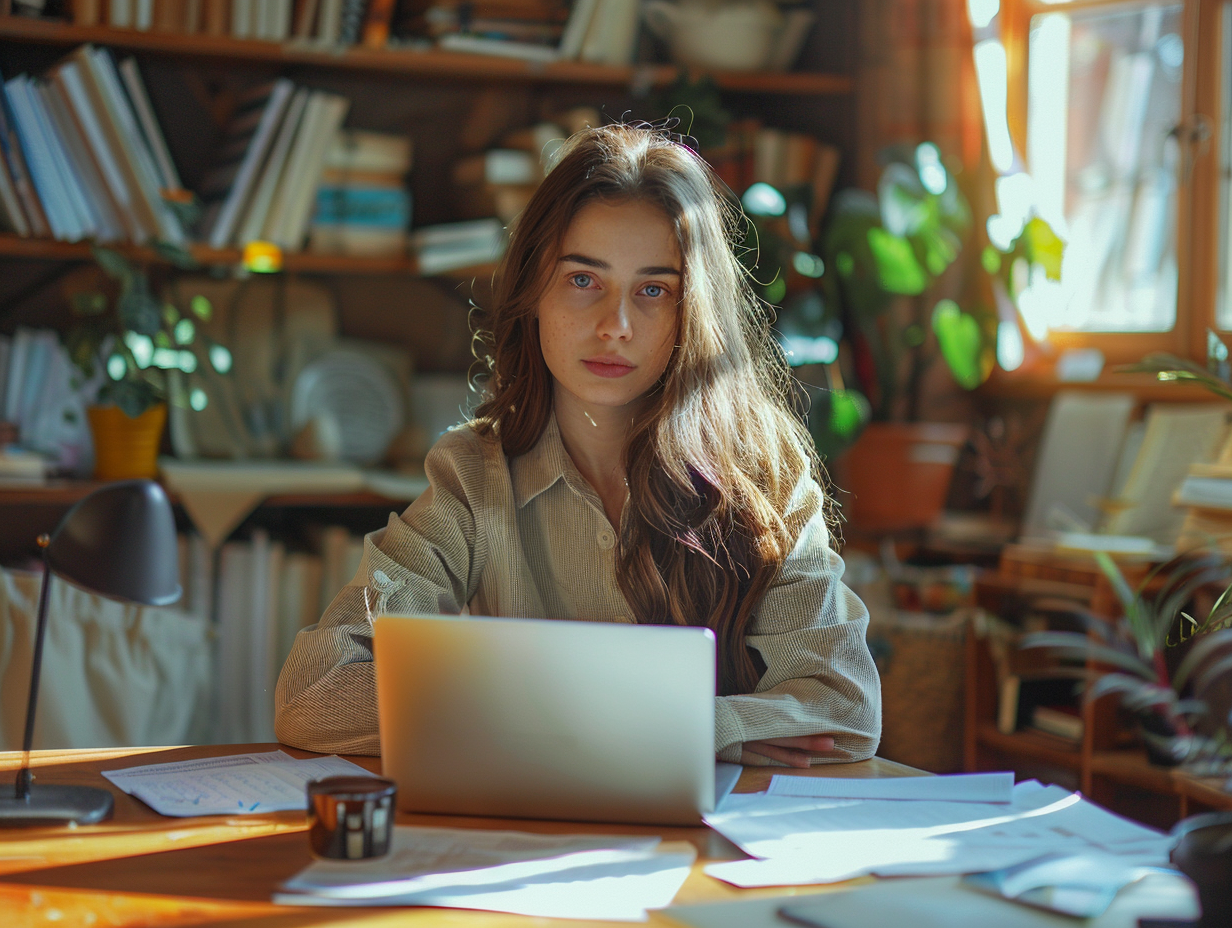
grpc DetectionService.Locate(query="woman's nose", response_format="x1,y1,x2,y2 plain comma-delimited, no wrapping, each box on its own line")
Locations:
596,293,633,340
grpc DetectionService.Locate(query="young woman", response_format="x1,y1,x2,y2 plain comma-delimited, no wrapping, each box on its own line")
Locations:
275,124,880,768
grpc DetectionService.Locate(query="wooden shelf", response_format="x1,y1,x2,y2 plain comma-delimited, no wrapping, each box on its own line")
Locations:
0,17,855,96
0,480,420,507
0,233,512,277
975,723,1082,770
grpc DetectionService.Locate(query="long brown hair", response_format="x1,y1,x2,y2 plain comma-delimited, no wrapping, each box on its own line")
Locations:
473,124,822,696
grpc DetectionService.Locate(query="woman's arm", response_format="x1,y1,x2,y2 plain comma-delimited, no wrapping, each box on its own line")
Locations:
715,481,882,765
273,427,490,754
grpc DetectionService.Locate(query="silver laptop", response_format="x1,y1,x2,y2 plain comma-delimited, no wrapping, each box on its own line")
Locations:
373,613,718,825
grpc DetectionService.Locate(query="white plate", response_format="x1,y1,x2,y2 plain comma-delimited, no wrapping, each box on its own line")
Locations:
290,349,405,465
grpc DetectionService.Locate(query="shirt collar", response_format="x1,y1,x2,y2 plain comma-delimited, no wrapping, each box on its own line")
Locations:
511,412,575,509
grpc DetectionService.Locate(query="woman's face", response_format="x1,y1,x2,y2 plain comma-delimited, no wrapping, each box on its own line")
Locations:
537,199,681,419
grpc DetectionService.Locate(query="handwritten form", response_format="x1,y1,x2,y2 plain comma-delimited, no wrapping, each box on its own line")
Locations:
767,771,1015,803
277,827,695,920
103,750,375,816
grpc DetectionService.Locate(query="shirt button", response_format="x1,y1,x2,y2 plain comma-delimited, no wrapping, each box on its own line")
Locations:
597,530,615,550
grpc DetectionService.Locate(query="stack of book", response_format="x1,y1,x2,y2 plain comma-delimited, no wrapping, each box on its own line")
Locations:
705,119,842,224
411,217,506,275
66,0,400,47
309,129,413,257
1174,444,1232,552
425,0,640,65
0,327,96,476
452,146,540,224
198,78,351,251
0,45,186,244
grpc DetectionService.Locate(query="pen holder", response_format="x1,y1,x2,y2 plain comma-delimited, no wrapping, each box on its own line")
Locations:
306,775,397,860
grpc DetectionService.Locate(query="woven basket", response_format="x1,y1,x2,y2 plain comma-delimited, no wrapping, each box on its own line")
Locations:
867,608,972,773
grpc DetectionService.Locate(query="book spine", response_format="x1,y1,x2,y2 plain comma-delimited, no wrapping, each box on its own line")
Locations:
71,0,102,25
3,78,77,241
361,0,396,48
0,85,51,238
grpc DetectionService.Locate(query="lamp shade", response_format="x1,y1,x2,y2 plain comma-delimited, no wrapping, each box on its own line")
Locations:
46,479,181,606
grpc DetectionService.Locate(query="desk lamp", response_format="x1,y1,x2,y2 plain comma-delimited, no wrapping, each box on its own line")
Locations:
0,480,181,826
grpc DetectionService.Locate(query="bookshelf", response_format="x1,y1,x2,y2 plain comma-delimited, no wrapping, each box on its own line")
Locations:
965,546,1232,825
0,230,505,277
0,17,856,96
0,5,859,513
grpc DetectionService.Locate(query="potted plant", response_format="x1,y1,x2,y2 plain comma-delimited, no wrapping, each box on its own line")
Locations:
803,147,1067,532
65,246,227,480
1021,549,1232,770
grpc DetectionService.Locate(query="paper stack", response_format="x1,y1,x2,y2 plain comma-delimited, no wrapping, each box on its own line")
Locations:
703,773,1174,888
276,826,696,920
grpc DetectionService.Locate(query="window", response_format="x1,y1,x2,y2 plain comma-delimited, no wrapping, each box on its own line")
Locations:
988,0,1226,367
1028,3,1184,334
1219,1,1232,328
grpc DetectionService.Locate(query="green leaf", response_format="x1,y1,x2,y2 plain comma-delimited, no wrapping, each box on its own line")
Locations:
1024,217,1064,279
153,240,199,270
830,389,870,439
981,246,1002,274
1175,631,1232,691
118,288,162,337
91,245,134,282
1020,631,1157,680
867,228,927,295
70,291,108,317
190,294,213,321
931,299,984,390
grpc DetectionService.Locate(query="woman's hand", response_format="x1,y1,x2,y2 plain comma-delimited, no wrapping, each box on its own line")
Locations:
740,734,836,767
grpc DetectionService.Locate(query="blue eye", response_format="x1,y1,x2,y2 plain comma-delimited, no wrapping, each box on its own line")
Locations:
571,273,593,288
643,284,665,298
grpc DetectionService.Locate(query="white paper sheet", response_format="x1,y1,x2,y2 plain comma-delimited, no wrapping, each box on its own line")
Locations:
715,762,742,809
766,772,1014,804
103,752,375,816
702,782,1171,888
276,826,694,921
664,872,1198,928
103,750,296,789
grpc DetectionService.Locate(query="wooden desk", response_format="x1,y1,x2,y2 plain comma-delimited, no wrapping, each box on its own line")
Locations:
0,744,923,927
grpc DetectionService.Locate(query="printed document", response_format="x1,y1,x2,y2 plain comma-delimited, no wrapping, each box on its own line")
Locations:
277,826,694,920
103,750,375,816
704,781,1173,887
766,771,1014,803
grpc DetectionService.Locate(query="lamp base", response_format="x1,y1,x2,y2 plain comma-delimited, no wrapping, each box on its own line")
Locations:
0,784,114,827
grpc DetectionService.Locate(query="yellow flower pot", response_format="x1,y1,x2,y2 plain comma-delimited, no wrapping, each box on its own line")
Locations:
87,403,167,481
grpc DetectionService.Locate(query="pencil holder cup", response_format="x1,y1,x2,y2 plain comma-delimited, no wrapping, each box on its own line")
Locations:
306,776,397,860
1171,810,1232,927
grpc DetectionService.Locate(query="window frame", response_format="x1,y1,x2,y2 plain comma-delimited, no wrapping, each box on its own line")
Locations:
996,0,1224,367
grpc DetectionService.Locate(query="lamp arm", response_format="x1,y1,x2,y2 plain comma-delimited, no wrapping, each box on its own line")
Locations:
15,536,52,801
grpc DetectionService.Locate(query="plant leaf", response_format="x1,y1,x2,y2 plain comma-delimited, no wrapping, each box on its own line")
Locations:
867,227,928,295
91,245,134,283
1019,631,1157,679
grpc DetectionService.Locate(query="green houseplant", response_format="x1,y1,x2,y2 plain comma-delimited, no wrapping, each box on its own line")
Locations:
1021,550,1232,771
66,246,229,479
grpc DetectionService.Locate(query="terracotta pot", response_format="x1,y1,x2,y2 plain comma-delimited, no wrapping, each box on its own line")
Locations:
838,422,967,534
87,403,167,481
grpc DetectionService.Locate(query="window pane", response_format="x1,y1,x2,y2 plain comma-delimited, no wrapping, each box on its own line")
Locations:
1219,2,1232,329
1027,3,1184,333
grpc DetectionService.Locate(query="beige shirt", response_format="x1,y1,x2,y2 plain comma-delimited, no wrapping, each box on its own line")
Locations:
274,416,881,764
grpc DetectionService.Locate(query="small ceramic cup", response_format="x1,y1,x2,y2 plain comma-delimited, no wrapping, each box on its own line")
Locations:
306,775,397,860
1171,810,1232,928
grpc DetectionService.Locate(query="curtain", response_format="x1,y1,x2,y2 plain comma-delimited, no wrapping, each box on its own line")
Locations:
0,568,212,750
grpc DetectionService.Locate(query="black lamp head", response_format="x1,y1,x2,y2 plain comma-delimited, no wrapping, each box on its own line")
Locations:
46,479,181,607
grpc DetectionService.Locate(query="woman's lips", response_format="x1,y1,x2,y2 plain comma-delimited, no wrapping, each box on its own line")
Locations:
583,358,635,378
